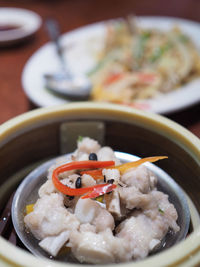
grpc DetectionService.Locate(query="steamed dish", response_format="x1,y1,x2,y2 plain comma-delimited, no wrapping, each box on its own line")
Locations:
24,137,180,264
90,17,200,104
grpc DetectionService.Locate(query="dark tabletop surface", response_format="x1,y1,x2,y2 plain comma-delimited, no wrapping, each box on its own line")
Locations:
0,0,199,137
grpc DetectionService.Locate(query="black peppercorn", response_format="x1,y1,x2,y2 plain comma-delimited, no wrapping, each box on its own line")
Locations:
75,177,82,188
89,153,98,161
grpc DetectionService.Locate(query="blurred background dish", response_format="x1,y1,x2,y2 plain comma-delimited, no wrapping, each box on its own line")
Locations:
0,7,42,46
22,16,200,114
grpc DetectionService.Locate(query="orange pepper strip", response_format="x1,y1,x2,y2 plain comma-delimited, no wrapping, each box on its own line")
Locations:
115,156,168,174
52,160,115,196
81,156,168,179
80,169,104,180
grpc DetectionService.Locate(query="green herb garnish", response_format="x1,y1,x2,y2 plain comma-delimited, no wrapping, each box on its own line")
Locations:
150,42,172,63
77,136,83,142
178,34,189,43
158,207,165,214
134,31,151,60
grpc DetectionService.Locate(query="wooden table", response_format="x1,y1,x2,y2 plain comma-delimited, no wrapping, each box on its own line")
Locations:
0,0,199,137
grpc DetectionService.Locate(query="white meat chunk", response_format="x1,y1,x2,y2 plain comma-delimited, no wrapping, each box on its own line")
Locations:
61,174,79,187
70,230,115,264
47,154,74,180
94,207,115,232
39,231,70,257
118,186,151,210
102,168,120,184
70,228,130,264
81,174,96,187
97,147,121,164
121,165,157,193
116,213,163,259
77,137,101,153
24,193,80,240
74,198,114,231
105,190,121,218
73,137,101,161
79,223,96,233
116,190,180,260
38,179,58,197
74,198,98,224
143,190,180,232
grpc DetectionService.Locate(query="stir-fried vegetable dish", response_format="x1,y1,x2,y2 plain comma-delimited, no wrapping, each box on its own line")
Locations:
89,17,200,105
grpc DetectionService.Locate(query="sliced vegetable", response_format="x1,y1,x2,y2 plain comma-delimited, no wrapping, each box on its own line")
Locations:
178,34,189,43
81,184,116,199
134,31,151,60
114,156,168,174
104,73,125,86
136,72,156,83
95,195,104,203
87,51,117,76
77,136,83,142
150,42,172,63
52,160,115,196
26,204,34,214
158,207,165,214
81,156,168,178
80,169,104,179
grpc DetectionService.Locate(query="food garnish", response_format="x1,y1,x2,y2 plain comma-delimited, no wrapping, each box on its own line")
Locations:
81,156,168,179
52,160,115,197
25,204,34,214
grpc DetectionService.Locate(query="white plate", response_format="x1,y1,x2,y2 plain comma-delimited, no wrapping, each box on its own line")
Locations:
22,16,200,114
0,8,41,45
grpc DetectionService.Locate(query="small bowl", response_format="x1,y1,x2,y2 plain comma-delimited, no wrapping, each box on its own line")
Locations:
0,7,42,46
0,102,199,267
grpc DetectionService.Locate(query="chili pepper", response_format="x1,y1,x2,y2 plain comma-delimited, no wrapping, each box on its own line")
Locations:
81,156,168,178
80,169,104,180
52,160,115,196
81,183,116,199
115,156,168,174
